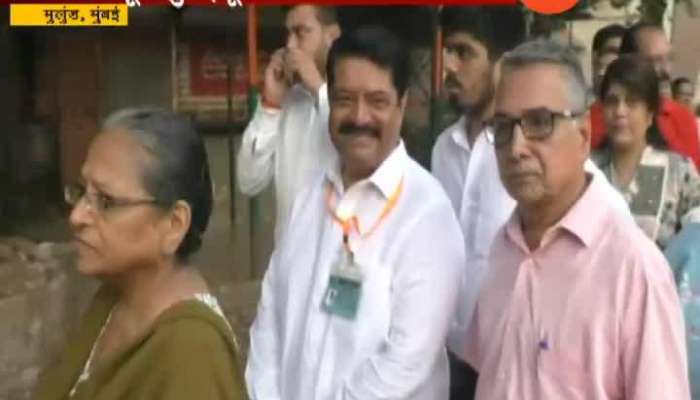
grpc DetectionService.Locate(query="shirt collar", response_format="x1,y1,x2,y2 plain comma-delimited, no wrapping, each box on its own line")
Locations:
505,172,607,252
556,173,609,247
326,140,407,199
449,116,494,152
449,116,471,151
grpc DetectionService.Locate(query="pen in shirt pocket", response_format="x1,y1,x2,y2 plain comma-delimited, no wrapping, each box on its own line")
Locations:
535,331,549,377
538,331,549,352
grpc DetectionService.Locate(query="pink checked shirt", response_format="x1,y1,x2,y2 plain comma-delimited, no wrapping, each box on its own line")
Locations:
466,174,690,399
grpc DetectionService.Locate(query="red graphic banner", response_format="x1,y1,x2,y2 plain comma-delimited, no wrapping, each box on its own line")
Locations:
1,0,579,14
2,0,522,5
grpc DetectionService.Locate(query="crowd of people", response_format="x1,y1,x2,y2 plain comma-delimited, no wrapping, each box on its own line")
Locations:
30,4,700,400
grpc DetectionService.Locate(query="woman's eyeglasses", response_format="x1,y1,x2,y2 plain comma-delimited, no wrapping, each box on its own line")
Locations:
64,183,159,214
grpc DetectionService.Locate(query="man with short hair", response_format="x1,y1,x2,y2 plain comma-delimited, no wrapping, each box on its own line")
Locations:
237,5,340,239
431,8,631,400
672,76,696,111
466,39,690,399
589,22,700,169
591,23,625,97
432,7,527,399
246,26,464,399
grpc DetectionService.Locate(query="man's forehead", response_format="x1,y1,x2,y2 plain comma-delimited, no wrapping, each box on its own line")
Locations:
332,58,396,92
444,31,486,49
332,81,396,99
599,41,621,55
603,36,622,49
637,28,670,51
501,63,568,82
286,6,319,27
678,82,694,92
496,64,570,109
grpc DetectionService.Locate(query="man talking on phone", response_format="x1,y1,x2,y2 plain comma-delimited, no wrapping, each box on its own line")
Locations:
237,5,341,240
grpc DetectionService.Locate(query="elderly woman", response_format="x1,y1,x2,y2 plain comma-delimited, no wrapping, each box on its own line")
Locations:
33,108,245,400
593,55,700,248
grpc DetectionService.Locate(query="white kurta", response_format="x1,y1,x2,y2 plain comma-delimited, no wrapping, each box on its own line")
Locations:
236,83,337,240
246,142,465,400
431,117,632,357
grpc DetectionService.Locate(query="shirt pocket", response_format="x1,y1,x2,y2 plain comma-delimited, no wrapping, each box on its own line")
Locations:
326,261,393,372
354,262,393,351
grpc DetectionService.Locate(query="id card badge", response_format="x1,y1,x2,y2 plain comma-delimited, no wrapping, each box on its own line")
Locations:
322,251,363,320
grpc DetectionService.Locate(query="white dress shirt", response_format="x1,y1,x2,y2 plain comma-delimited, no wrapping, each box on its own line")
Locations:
431,116,632,357
246,142,465,400
237,83,336,239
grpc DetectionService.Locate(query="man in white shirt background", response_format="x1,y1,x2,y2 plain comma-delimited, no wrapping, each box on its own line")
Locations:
246,26,465,400
431,7,528,399
237,5,340,240
430,6,631,400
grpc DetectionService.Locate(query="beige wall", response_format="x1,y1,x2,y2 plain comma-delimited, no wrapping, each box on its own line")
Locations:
672,4,700,104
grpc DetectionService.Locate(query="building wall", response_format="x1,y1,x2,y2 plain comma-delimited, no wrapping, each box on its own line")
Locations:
672,4,700,103
0,12,21,229
55,33,101,186
100,28,173,116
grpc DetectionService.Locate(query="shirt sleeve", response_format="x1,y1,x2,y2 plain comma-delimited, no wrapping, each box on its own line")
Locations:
673,105,700,171
334,206,465,399
664,223,700,286
677,157,700,225
684,113,700,171
236,99,282,196
430,132,464,214
316,82,329,117
245,252,282,400
620,250,691,400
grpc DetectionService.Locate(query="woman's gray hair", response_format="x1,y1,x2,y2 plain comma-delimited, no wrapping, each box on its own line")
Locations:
500,39,589,112
101,107,213,262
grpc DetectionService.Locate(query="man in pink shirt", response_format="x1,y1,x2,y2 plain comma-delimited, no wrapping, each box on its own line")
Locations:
466,39,690,399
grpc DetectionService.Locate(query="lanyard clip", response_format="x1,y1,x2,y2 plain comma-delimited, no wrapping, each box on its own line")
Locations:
342,232,355,264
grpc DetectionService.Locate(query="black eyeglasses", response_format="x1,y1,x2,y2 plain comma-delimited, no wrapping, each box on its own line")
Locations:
486,108,584,148
64,183,160,214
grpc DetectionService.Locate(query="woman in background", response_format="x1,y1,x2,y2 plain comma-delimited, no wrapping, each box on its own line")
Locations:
33,108,245,400
593,55,700,248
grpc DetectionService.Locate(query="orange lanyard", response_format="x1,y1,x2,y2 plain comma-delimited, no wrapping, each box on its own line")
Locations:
326,178,404,253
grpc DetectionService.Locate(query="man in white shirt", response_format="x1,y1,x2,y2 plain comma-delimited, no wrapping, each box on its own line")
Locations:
237,5,340,239
431,7,631,400
246,26,465,400
431,8,528,399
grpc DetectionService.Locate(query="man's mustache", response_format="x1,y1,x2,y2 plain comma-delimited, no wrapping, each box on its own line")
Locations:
338,122,380,138
444,74,462,90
